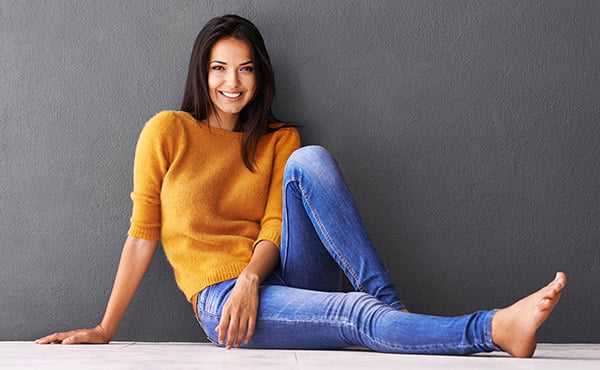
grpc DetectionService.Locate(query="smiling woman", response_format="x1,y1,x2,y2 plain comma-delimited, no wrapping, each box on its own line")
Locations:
35,14,566,358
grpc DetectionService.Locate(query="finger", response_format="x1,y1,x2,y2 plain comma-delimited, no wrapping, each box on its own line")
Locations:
217,314,230,345
46,337,62,344
226,317,239,349
63,330,87,345
62,336,74,345
35,333,64,344
244,315,256,344
35,335,52,344
234,319,247,348
35,333,57,344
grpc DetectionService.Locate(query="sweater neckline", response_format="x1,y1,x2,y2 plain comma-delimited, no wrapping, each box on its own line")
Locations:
194,120,244,138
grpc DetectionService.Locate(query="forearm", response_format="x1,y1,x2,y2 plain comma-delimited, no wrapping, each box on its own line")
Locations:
238,240,279,283
216,240,279,348
99,235,158,338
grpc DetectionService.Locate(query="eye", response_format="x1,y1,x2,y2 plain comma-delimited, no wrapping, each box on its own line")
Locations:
241,66,254,72
211,65,225,71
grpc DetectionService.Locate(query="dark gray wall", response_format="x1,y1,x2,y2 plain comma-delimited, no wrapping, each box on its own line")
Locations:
1,0,598,343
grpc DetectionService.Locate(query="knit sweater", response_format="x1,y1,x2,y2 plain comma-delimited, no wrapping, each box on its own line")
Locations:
127,111,301,301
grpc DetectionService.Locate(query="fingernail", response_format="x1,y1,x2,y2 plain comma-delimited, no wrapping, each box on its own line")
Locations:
63,339,70,344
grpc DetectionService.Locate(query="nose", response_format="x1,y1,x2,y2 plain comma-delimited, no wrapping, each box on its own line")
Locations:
224,69,239,89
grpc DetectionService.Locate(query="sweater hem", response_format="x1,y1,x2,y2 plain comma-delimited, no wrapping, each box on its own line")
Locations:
180,262,249,302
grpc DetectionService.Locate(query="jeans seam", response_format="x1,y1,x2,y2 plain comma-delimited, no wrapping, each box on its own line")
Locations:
281,181,291,283
352,321,487,352
291,176,366,292
254,316,482,352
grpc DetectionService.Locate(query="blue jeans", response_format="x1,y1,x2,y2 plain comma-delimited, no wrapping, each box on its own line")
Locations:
195,146,501,355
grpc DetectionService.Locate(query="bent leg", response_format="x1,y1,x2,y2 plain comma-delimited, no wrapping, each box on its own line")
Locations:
280,146,403,308
279,168,343,291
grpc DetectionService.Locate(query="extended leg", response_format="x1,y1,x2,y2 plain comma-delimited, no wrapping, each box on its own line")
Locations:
195,273,566,356
197,280,499,354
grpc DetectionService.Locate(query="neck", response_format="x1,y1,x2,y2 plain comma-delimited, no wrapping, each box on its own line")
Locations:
208,112,239,131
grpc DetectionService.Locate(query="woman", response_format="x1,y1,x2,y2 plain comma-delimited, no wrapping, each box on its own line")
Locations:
36,15,566,357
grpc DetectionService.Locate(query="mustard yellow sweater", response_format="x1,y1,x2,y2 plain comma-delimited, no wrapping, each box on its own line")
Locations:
127,111,300,301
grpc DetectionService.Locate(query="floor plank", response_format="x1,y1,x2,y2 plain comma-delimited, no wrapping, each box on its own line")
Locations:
1,342,599,369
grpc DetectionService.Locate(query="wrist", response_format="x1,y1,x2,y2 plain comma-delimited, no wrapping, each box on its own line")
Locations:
98,321,117,340
238,270,261,284
96,324,113,342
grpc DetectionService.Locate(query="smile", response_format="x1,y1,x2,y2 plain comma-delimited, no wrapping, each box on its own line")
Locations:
220,91,242,98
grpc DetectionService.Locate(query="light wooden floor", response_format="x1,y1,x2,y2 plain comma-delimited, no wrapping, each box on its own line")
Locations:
1,342,599,369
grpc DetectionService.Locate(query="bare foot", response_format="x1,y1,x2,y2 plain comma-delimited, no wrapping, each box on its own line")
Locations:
491,272,567,358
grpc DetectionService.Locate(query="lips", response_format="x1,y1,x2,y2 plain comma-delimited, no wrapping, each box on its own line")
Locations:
220,91,242,98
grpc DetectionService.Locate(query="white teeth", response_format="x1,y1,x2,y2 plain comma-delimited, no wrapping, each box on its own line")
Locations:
221,91,242,98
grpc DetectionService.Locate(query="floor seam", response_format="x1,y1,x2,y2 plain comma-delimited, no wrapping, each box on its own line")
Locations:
294,351,300,370
118,342,136,350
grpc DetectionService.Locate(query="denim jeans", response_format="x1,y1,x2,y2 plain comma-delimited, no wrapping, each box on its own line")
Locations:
195,146,501,355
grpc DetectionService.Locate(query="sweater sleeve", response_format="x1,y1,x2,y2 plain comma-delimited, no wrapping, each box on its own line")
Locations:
253,127,301,249
128,111,179,241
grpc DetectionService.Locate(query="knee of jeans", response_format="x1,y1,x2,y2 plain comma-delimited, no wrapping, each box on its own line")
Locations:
346,292,392,325
285,145,337,178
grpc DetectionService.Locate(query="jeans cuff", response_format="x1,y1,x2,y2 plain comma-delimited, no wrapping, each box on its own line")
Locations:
484,309,503,352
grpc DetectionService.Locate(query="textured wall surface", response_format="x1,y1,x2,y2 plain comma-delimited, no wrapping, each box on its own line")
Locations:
1,0,598,343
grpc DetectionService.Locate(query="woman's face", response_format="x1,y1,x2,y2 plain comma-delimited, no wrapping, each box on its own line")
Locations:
207,37,256,123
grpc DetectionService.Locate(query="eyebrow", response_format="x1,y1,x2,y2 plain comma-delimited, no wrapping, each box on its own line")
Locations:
211,60,254,66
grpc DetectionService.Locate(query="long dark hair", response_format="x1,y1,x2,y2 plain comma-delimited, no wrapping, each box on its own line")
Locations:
181,14,281,171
